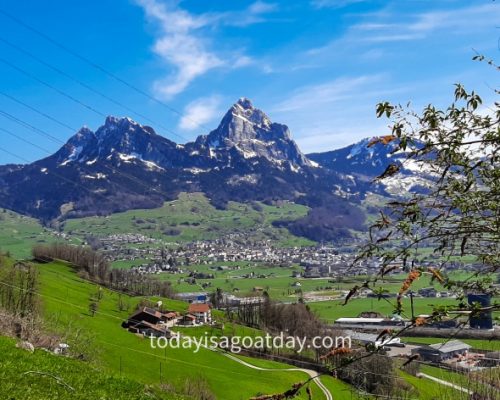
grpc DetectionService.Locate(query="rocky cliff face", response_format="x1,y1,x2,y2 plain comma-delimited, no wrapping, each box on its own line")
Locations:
0,98,415,241
189,98,314,170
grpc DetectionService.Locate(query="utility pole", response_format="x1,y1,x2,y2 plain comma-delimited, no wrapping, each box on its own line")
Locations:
409,291,415,320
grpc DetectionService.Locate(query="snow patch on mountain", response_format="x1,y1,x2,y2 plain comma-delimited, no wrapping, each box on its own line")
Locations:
83,173,107,180
60,146,83,166
227,174,259,185
183,167,211,174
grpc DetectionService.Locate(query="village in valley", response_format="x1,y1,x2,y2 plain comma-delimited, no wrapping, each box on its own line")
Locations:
0,1,499,397
105,229,499,378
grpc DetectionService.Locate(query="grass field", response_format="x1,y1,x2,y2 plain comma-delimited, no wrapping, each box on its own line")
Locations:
34,260,341,400
0,336,180,399
398,369,464,400
308,296,459,321
155,261,325,301
63,192,314,247
155,263,480,305
230,355,355,399
419,364,500,399
0,208,74,259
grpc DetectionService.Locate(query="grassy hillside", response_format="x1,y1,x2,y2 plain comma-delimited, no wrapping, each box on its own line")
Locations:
0,336,180,400
398,370,463,400
62,192,314,247
0,208,68,259
35,260,339,400
419,364,500,398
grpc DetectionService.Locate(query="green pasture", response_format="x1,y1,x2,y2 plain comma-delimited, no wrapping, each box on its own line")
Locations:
63,192,314,247
34,260,334,399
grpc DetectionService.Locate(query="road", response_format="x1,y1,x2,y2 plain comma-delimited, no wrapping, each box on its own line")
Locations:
416,372,473,395
222,352,333,400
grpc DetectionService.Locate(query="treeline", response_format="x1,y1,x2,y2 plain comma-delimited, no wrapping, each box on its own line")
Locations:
232,295,322,338
32,244,175,298
259,298,323,339
230,294,331,360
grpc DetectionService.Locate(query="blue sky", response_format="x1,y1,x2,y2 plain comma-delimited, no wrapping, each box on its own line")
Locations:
0,0,498,164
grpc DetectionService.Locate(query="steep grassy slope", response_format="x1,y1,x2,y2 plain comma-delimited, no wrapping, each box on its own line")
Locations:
0,336,180,400
36,260,328,400
0,208,65,259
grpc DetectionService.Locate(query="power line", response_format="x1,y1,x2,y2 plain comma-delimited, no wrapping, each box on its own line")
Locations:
0,36,188,142
0,110,171,201
0,278,314,384
0,54,214,205
0,115,245,227
0,91,76,133
0,57,107,118
0,109,64,145
0,8,210,133
0,127,53,154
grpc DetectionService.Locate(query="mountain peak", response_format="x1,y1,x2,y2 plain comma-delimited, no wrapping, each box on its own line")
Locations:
195,99,313,168
103,115,139,130
236,97,254,110
229,98,272,131
73,126,95,140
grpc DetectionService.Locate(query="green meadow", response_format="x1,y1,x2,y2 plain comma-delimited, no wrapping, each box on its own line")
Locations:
62,192,314,247
0,208,72,259
0,336,180,399
33,260,347,400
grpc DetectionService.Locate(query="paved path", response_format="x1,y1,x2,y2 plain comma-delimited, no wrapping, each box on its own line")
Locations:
222,352,333,400
416,372,473,395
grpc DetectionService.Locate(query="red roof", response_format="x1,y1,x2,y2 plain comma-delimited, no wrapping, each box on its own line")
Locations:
188,303,210,313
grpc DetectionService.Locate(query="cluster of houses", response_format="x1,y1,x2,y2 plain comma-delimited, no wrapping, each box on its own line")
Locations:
84,230,489,290
122,302,212,338
95,233,367,275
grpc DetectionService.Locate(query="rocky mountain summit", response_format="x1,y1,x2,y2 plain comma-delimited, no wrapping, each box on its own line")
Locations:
0,98,426,241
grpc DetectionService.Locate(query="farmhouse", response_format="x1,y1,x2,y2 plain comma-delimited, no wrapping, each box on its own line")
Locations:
188,303,212,324
122,307,179,336
178,314,196,326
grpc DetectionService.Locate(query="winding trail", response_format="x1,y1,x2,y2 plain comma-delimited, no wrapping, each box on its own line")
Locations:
416,372,473,395
222,352,333,400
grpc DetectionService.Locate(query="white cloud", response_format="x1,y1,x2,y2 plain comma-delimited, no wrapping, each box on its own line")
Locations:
136,0,278,98
249,1,278,14
352,3,500,43
137,0,223,99
307,2,500,55
179,95,222,131
311,0,368,9
233,55,255,68
223,1,279,27
270,75,411,152
273,75,383,112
